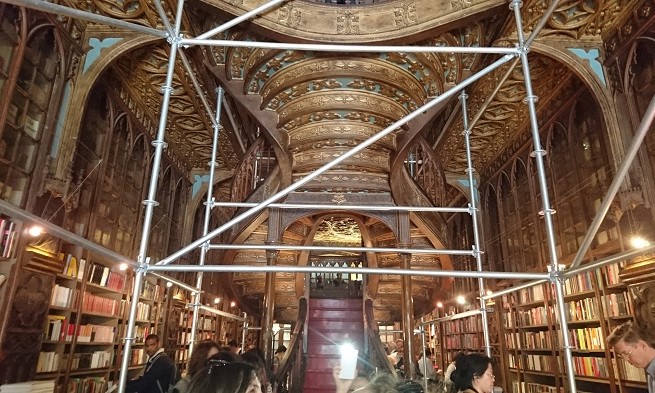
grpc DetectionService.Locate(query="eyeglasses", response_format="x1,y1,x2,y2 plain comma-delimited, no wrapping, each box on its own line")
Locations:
617,347,634,359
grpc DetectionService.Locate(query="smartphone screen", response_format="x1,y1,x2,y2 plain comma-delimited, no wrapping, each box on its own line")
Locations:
339,346,358,379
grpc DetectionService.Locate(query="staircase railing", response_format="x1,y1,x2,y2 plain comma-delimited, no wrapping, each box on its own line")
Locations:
274,297,308,393
363,298,396,376
231,136,278,204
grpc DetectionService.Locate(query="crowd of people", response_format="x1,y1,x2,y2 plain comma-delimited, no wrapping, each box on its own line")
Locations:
124,320,655,393
125,335,280,393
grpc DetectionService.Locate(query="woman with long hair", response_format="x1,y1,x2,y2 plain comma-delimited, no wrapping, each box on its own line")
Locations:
171,340,220,393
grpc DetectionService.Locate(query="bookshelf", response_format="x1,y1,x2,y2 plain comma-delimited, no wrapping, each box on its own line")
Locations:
499,261,647,393
0,8,18,95
0,26,57,207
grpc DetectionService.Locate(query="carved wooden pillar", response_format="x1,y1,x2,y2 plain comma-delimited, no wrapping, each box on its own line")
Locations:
262,209,281,363
397,211,416,379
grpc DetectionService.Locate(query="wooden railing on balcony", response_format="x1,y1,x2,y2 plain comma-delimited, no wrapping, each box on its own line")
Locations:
231,136,277,203
404,137,447,207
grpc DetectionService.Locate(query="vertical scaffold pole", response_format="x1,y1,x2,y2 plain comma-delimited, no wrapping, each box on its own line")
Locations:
189,86,224,354
460,90,492,358
420,317,428,391
117,0,186,391
511,2,577,393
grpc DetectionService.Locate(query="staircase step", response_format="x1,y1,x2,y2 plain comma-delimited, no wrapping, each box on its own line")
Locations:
305,354,339,371
304,298,363,393
302,370,337,390
309,298,363,309
309,309,362,320
307,320,364,332
307,330,364,345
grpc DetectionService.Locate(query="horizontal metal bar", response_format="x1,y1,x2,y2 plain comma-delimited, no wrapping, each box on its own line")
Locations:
0,199,136,265
195,0,288,40
422,309,482,324
3,0,167,38
150,272,201,293
0,199,195,294
212,202,471,214
180,38,521,55
147,264,549,280
481,245,655,301
481,279,548,301
198,305,248,322
562,244,655,278
207,243,475,255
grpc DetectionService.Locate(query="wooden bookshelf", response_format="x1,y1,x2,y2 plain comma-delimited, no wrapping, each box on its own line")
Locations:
497,262,648,393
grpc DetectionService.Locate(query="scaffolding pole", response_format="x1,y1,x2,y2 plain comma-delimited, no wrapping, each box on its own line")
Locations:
206,243,475,255
155,54,515,267
189,87,224,354
117,0,186,390
180,38,521,55
147,264,549,280
511,2,577,393
2,0,167,37
460,90,492,358
211,202,471,213
570,93,655,269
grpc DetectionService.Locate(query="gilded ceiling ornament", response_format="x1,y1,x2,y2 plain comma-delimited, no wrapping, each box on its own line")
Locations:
278,4,302,28
337,11,361,35
394,3,418,27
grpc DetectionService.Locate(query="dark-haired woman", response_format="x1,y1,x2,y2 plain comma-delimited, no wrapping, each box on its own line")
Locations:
187,359,262,393
172,340,221,393
450,353,494,393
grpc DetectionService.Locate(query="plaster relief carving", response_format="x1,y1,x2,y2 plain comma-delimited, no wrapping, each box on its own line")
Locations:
278,4,301,28
337,12,361,35
450,0,472,10
394,3,418,27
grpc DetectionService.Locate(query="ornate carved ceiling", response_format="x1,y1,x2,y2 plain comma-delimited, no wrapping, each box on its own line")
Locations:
64,0,649,318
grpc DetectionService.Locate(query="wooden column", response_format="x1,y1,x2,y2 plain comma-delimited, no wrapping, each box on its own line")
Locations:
262,208,281,363
397,211,416,379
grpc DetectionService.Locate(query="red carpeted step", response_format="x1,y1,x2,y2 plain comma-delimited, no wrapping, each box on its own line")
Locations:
303,298,364,393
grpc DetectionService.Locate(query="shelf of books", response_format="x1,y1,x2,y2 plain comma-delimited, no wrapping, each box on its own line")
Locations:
111,273,167,382
0,215,19,260
501,261,647,393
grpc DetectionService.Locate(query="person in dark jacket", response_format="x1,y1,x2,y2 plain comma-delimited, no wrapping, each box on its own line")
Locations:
127,334,175,393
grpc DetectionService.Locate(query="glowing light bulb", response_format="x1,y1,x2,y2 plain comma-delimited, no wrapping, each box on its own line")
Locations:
456,295,466,305
28,226,43,237
630,235,650,249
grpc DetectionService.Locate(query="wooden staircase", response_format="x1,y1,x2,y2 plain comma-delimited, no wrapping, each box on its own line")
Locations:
303,298,364,393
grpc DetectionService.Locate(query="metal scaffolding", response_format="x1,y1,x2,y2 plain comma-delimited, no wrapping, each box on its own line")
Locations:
1,1,655,393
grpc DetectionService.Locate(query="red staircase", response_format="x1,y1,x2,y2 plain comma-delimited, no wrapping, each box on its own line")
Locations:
304,298,364,393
